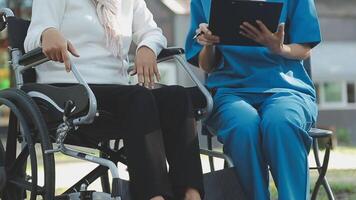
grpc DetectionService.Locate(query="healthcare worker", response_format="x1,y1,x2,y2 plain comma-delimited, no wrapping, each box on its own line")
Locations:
185,0,321,199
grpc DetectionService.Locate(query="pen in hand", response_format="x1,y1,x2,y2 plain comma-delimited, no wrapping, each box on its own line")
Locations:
194,23,220,45
193,31,204,40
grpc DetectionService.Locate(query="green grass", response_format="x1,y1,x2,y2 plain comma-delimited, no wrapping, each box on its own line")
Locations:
309,170,356,200
270,169,356,200
333,146,356,154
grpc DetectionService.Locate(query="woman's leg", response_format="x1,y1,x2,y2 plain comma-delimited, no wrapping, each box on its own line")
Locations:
90,85,173,200
207,93,270,200
151,85,204,199
259,92,317,200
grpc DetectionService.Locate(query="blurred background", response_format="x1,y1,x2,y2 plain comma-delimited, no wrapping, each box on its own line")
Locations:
0,0,355,199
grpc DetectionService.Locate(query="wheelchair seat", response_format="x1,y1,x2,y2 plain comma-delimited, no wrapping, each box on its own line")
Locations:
21,84,89,122
21,83,127,150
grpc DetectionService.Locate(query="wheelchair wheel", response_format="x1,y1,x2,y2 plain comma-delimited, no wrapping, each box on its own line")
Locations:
0,140,6,191
0,89,55,200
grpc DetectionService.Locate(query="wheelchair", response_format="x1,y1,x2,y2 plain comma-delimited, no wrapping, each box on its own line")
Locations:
0,7,230,200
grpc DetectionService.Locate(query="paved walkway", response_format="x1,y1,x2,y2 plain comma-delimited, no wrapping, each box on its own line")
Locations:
316,150,356,169
44,150,356,192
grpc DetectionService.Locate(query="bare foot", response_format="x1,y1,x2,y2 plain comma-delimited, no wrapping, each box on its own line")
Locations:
185,188,201,200
150,196,165,200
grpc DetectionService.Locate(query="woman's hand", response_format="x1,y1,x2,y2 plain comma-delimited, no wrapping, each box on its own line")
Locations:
196,23,220,46
133,46,160,88
240,20,285,54
240,20,312,60
41,28,80,72
196,23,221,73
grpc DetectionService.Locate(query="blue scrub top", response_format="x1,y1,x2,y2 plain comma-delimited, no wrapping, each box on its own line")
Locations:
185,0,322,98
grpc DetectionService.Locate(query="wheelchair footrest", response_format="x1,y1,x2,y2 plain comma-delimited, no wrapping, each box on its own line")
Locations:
56,192,121,200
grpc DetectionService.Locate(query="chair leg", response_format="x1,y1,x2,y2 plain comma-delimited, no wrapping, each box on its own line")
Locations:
99,142,111,194
207,134,215,172
321,138,335,200
322,176,335,200
311,138,335,200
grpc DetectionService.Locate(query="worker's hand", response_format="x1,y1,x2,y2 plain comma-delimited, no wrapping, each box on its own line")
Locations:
41,28,80,72
132,46,160,88
196,23,220,46
240,20,285,54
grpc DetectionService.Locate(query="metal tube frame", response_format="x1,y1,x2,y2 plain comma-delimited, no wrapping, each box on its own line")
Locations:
311,138,335,200
200,148,234,168
173,54,214,119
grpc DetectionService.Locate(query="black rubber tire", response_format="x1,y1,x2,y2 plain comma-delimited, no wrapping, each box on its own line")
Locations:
0,97,36,199
0,89,55,200
0,141,6,191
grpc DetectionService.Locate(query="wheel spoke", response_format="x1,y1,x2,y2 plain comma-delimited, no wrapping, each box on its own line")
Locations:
8,177,45,195
8,145,29,174
5,112,18,169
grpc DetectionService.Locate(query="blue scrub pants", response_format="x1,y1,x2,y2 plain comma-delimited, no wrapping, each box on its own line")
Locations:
207,90,317,200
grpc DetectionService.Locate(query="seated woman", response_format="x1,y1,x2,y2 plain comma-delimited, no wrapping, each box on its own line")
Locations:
185,0,321,199
24,0,204,200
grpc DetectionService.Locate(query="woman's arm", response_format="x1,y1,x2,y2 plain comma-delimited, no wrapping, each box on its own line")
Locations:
24,0,79,71
185,0,221,73
240,21,312,60
278,44,311,60
196,23,220,73
199,46,219,73
132,0,167,87
24,0,65,51
132,0,167,57
41,28,79,72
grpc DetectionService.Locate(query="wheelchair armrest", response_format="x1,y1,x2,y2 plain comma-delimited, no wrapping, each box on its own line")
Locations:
127,47,185,73
17,48,97,126
18,47,184,71
18,47,48,67
157,47,185,61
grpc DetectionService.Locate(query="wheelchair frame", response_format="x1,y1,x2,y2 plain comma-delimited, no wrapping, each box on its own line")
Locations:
0,7,232,200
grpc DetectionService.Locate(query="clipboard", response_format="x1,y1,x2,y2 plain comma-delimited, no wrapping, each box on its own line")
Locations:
209,0,284,46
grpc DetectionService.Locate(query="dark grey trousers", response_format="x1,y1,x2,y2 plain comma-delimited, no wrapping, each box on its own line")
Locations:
77,84,204,200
